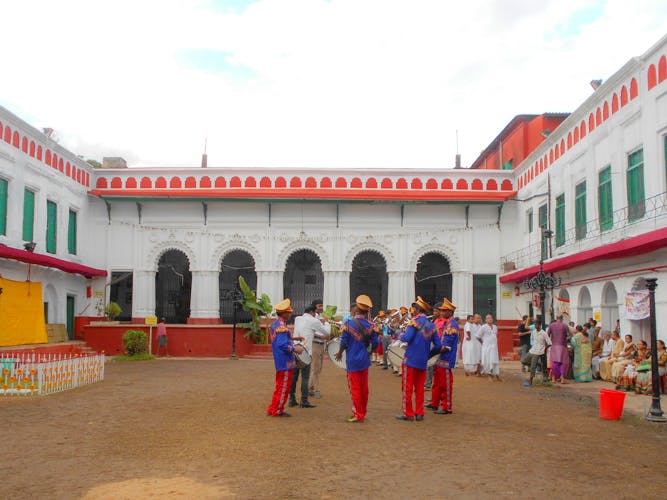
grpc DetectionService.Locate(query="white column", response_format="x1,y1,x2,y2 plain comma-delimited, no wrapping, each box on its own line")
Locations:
452,271,473,317
256,270,284,305
189,270,220,319
388,270,414,309
133,270,156,319
323,270,350,311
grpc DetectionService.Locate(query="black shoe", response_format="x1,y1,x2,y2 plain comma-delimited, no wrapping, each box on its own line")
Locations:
288,400,298,408
276,412,292,417
382,366,388,370
300,402,316,408
415,415,424,421
434,409,452,415
395,415,414,421
425,404,438,410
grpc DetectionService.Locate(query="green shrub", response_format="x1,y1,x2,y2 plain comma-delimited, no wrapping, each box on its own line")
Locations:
105,301,122,320
123,329,148,355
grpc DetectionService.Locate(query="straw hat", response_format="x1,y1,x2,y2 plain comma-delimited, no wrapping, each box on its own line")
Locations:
413,296,432,312
275,298,293,313
355,294,373,311
437,298,456,311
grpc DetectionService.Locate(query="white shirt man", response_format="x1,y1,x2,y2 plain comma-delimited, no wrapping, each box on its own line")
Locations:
302,308,331,399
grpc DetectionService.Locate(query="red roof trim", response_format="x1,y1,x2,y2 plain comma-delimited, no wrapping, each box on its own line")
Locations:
0,244,107,278
89,188,516,202
500,227,667,284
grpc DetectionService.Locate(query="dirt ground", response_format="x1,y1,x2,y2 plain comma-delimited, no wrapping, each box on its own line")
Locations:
1,358,666,500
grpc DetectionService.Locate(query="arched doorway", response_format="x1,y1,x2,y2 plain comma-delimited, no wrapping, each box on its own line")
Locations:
577,287,592,325
155,249,192,324
414,252,452,309
219,250,256,324
283,249,323,318
601,281,619,334
350,250,388,316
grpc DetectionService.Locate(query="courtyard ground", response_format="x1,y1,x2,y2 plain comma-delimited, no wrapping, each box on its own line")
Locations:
1,358,666,499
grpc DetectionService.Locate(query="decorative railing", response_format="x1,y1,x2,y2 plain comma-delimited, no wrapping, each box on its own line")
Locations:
501,191,667,272
0,352,105,396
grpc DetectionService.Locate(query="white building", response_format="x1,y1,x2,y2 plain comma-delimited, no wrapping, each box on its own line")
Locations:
1,34,666,347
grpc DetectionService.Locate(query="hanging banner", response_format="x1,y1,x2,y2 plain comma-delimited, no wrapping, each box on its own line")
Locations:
556,296,570,316
0,277,48,346
625,290,649,320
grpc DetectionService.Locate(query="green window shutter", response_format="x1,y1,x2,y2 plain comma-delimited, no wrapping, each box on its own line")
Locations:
46,200,57,254
68,210,77,254
473,274,497,318
555,194,565,247
538,203,548,259
627,149,645,221
598,166,613,231
527,209,533,233
502,159,513,170
575,181,586,240
0,178,7,236
22,189,35,242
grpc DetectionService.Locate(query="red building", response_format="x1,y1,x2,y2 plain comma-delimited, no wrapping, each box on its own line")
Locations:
471,113,569,170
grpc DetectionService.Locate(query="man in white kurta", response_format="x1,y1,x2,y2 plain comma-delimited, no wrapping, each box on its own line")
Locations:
461,315,478,375
476,313,500,380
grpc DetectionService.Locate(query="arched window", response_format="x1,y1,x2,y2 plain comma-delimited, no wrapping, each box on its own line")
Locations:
415,252,451,307
349,251,388,315
155,249,192,324
283,249,323,317
219,250,256,324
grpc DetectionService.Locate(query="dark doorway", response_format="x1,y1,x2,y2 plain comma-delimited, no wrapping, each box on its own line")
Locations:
109,271,133,321
350,250,388,316
155,249,192,324
66,295,75,340
220,250,256,324
414,252,452,308
283,249,323,318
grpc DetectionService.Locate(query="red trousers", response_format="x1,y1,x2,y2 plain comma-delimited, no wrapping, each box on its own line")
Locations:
347,369,369,421
431,366,453,412
402,365,426,418
267,370,294,416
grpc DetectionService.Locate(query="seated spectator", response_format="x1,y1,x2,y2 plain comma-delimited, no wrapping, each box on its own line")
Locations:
592,331,609,379
657,340,667,393
610,334,637,383
633,340,653,394
600,331,622,381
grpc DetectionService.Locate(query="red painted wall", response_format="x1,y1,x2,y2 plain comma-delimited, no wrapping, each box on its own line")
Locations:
83,324,255,357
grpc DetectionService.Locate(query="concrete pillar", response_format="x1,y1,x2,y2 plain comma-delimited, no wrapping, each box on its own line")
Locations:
133,270,156,319
452,271,473,317
256,270,284,306
188,270,220,323
323,270,350,311
388,270,414,309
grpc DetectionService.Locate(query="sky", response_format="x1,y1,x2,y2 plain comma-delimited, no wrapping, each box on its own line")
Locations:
1,0,666,169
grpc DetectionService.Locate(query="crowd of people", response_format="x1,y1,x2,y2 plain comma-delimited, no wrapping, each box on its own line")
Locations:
518,315,667,395
266,295,502,422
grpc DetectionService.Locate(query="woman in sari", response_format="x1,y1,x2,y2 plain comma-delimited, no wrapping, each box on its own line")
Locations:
571,325,592,382
611,334,637,383
599,331,623,381
657,340,667,393
633,341,653,394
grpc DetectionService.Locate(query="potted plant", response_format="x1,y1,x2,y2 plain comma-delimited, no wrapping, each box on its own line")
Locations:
237,276,272,343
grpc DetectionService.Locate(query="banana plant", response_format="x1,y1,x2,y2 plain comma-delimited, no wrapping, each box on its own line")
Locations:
237,276,273,342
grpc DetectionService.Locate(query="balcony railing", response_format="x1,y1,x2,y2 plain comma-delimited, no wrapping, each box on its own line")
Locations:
501,191,667,272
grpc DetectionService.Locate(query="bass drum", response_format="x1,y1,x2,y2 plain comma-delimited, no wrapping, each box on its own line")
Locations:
295,345,311,368
326,337,346,370
387,342,406,369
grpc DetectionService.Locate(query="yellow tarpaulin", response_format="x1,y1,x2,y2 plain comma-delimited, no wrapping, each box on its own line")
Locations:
0,277,48,347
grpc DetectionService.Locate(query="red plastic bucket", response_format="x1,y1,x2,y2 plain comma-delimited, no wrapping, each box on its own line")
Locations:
599,388,626,420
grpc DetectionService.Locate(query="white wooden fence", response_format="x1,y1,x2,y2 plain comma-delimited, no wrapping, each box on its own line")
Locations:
0,352,105,396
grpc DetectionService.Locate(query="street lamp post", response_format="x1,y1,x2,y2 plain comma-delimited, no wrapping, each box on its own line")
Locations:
645,278,666,423
523,230,560,325
221,289,244,360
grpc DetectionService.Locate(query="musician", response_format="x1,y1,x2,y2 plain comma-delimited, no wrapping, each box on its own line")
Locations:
381,309,397,370
428,299,459,414
335,294,379,423
371,311,386,365
267,299,304,417
395,296,441,422
308,299,330,399
425,304,443,390
288,306,322,409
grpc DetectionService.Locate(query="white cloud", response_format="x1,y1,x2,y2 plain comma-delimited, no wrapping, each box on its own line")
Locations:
0,0,666,169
